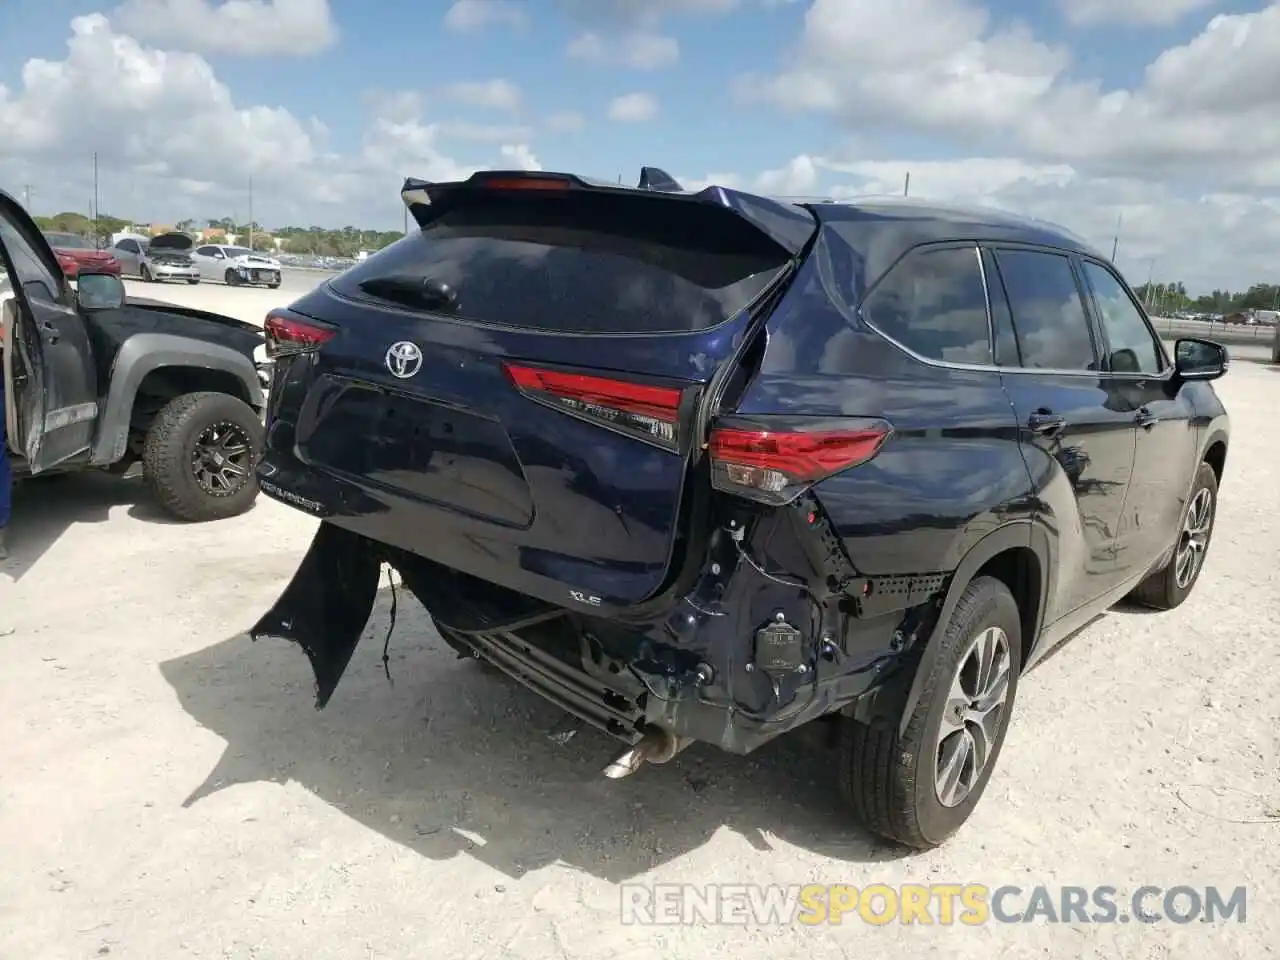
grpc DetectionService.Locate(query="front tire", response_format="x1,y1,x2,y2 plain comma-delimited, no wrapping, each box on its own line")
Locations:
225,269,240,286
140,264,153,282
142,391,263,522
187,278,199,285
839,576,1022,849
1128,462,1218,610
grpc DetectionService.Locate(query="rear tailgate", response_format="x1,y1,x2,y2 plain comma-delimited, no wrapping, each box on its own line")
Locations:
276,172,814,608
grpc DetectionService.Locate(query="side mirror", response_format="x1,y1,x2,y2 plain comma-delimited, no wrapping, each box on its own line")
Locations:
1174,337,1227,382
76,272,126,311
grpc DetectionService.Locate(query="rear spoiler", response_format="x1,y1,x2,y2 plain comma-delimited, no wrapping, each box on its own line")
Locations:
399,168,817,257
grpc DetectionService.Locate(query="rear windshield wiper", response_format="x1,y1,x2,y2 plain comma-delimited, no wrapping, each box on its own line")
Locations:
358,275,458,312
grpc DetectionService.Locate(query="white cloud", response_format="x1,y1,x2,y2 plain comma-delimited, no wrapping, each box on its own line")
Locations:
567,31,680,68
739,0,1280,189
112,0,337,56
0,15,515,227
443,0,527,31
441,78,523,111
606,91,659,122
498,144,542,170
1059,0,1221,26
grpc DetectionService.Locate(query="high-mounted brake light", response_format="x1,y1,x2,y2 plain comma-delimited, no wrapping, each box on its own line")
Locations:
263,309,336,359
708,418,892,505
479,176,571,193
503,362,684,449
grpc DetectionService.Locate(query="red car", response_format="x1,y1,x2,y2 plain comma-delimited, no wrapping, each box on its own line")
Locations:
42,231,121,278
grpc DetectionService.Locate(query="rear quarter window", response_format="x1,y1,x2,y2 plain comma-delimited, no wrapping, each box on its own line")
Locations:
330,193,794,334
861,245,993,364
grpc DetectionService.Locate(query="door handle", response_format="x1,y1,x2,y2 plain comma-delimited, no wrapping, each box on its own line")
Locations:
1028,411,1067,436
1135,407,1159,429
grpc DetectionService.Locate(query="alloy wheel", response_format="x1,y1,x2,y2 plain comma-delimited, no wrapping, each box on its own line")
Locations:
1174,487,1213,589
934,625,1012,808
190,420,252,497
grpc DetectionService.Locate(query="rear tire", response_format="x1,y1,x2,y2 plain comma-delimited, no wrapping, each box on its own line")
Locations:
142,391,263,522
187,278,199,285
838,576,1022,849
1128,462,1218,610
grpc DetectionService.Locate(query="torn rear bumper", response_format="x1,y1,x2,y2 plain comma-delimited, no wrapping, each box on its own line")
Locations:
251,520,916,756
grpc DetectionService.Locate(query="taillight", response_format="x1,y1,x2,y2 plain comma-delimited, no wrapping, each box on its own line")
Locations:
263,309,336,359
503,362,683,449
708,417,892,505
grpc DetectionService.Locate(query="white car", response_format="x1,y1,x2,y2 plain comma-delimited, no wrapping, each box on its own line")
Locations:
191,244,282,288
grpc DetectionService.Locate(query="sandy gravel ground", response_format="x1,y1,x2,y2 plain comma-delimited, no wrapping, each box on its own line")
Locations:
1,280,1277,960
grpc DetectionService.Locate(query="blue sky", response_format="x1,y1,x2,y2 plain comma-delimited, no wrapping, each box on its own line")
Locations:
1,0,1278,290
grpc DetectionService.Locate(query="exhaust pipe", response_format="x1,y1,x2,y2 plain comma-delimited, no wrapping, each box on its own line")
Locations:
603,726,691,779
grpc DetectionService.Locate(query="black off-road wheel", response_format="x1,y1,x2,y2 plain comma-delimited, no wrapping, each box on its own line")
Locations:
838,576,1022,849
142,391,263,522
1128,461,1218,610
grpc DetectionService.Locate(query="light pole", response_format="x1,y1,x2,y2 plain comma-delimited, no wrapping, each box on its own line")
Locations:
247,176,254,250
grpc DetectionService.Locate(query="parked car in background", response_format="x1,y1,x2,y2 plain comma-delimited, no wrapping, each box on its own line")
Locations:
43,231,121,278
113,233,200,284
191,244,282,288
250,168,1230,850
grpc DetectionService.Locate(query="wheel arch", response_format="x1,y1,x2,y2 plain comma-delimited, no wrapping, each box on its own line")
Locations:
895,520,1051,737
90,333,264,465
1202,431,1227,485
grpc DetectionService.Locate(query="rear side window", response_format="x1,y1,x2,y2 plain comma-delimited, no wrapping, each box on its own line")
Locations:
1079,260,1164,374
331,193,793,334
861,246,992,364
992,249,1097,371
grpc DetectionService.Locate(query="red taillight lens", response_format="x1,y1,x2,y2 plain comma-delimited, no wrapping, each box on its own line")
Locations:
503,362,683,449
263,309,336,359
708,418,892,505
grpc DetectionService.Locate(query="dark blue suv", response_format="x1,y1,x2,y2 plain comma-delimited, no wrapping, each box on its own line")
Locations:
252,169,1229,848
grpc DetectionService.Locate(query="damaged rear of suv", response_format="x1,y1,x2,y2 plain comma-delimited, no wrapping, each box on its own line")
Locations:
251,168,1228,848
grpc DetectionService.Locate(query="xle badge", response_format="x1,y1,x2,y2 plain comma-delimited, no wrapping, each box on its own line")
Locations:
570,590,602,606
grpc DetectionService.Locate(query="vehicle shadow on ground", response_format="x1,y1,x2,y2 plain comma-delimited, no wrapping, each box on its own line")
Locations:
2,472,174,581
161,587,914,883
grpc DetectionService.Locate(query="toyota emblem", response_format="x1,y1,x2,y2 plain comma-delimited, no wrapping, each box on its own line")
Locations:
385,341,423,379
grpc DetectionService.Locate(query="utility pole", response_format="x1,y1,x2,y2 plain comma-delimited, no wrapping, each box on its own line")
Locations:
21,185,33,209
92,151,100,235
903,171,910,197
247,175,254,250
1110,212,1121,261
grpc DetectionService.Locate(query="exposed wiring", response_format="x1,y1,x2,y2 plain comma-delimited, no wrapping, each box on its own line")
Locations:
382,565,398,685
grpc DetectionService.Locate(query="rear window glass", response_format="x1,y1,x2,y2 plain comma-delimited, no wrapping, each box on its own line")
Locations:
330,193,794,334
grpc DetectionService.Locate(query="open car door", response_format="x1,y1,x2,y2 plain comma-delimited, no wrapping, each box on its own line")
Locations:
0,190,100,472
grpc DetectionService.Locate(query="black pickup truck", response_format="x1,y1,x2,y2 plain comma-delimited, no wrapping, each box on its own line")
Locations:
1,191,265,521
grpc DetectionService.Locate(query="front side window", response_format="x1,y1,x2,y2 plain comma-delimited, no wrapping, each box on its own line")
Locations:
1080,260,1163,374
861,246,992,364
991,249,1097,371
